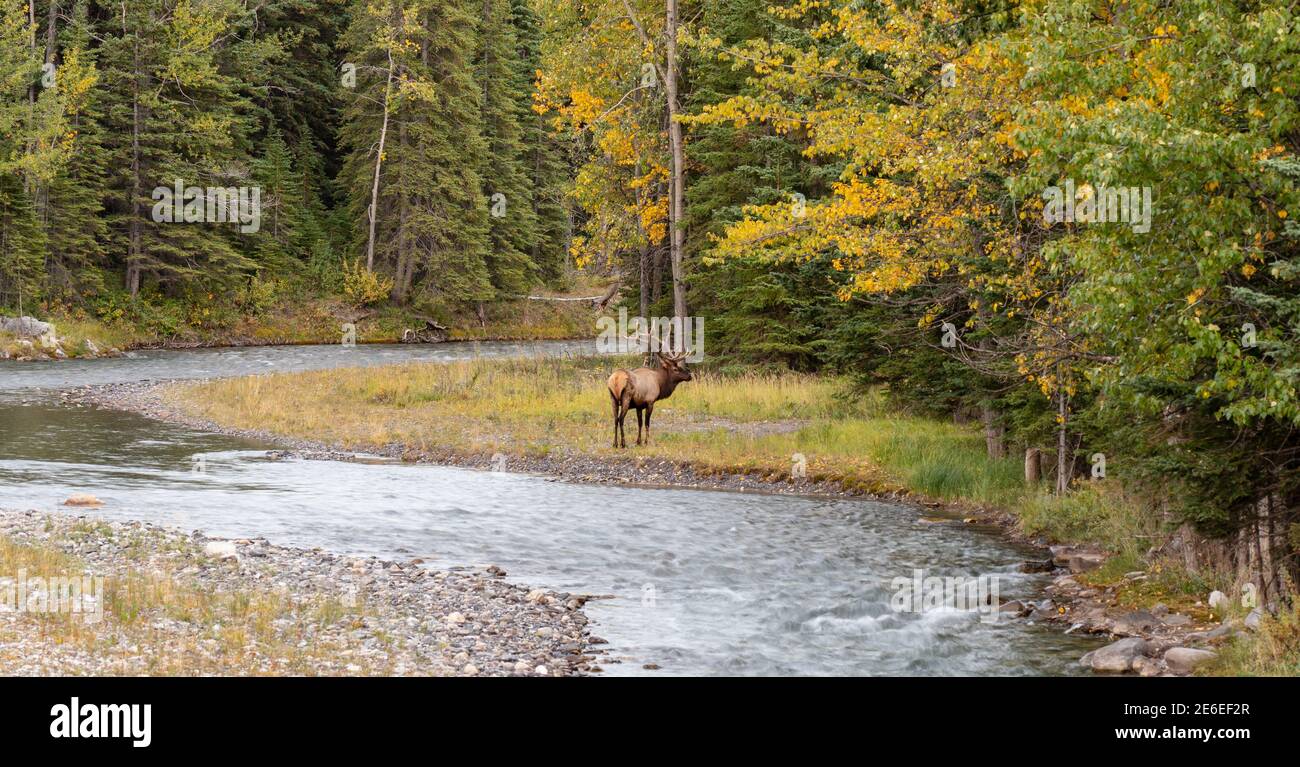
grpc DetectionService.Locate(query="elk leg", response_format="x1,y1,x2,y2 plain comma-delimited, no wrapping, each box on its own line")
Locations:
635,407,644,445
611,398,621,448
644,402,654,445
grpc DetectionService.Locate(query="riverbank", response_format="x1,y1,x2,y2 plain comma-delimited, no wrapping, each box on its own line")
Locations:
72,354,1289,675
0,509,596,676
1,291,603,361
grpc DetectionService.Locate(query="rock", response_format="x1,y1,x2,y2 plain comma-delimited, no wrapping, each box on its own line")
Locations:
1161,613,1192,627
1244,608,1262,631
1208,590,1229,611
1131,655,1165,677
0,316,54,337
462,664,479,675
525,589,547,603
1019,558,1055,573
63,493,104,507
535,626,555,638
1068,553,1105,573
514,660,531,674
1111,610,1157,636
1164,647,1217,674
83,338,100,356
533,665,549,676
486,565,506,577
1082,637,1149,673
445,611,466,625
203,541,238,560
1201,621,1238,641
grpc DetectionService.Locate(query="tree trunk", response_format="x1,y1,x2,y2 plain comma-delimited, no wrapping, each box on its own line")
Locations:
1025,448,1041,484
651,244,663,304
638,243,650,319
366,44,395,272
982,402,1005,459
1056,386,1069,495
664,0,687,320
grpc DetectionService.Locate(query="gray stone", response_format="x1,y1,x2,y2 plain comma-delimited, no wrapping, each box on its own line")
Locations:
1111,610,1157,636
1164,647,1217,674
1083,637,1149,673
1244,608,1262,631
1068,553,1106,573
0,316,54,337
1131,655,1165,677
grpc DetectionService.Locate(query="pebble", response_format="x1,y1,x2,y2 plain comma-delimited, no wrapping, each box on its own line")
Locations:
0,509,594,677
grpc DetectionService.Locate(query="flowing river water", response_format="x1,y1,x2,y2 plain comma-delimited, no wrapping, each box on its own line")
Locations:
0,342,1098,675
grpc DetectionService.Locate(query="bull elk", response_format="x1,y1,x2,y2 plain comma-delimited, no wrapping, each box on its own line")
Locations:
606,350,693,448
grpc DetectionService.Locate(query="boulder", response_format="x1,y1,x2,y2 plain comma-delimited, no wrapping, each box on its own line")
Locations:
1081,637,1149,673
1164,647,1217,674
0,316,54,337
1068,553,1106,573
1208,590,1229,611
1244,608,1262,632
1131,655,1165,677
203,540,239,560
1111,610,1158,636
63,493,103,507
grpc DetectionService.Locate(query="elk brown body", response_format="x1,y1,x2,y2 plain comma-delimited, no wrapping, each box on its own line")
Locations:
607,352,693,448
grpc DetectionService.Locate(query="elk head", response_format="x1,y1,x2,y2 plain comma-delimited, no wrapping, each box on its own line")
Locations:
656,350,693,382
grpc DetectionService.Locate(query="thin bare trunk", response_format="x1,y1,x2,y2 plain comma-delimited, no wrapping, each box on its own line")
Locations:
982,402,1005,459
664,0,686,320
366,44,395,272
1056,386,1069,495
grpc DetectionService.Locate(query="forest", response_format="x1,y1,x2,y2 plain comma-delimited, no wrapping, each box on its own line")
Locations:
0,0,1297,618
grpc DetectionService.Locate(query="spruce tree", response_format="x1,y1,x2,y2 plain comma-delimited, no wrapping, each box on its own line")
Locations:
476,0,539,297
339,0,493,305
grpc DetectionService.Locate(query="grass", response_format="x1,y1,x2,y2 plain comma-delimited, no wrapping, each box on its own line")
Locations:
2,286,606,356
1,319,135,359
1206,591,1300,676
166,354,1028,508
0,520,386,676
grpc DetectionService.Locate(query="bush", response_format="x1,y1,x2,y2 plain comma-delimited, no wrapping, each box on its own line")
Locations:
341,259,393,307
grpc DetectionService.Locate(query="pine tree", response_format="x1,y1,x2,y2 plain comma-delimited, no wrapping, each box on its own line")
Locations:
509,0,568,283
476,0,539,297
41,0,109,300
339,0,493,305
252,122,307,270
95,0,267,297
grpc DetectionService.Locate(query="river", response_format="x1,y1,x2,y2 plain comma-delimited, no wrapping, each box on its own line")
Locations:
0,342,1098,675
